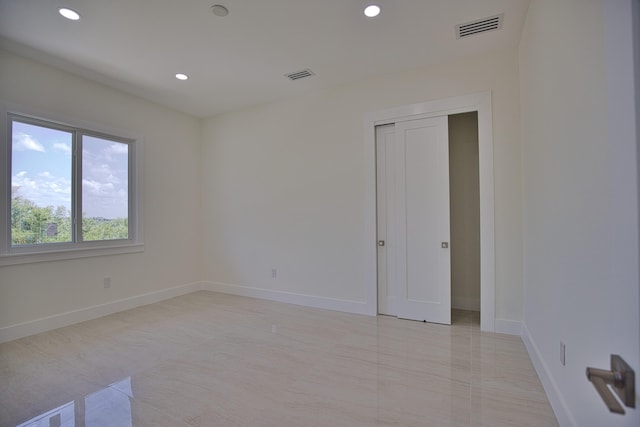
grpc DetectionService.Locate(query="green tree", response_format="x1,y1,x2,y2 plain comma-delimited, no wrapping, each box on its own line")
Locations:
83,215,128,241
11,195,71,245
11,187,127,244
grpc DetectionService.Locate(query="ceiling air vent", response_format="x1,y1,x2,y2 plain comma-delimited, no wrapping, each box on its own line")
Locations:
285,69,315,81
456,13,503,39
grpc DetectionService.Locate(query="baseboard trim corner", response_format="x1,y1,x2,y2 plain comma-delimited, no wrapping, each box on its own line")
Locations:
494,318,522,335
203,281,371,316
0,281,205,343
521,322,576,427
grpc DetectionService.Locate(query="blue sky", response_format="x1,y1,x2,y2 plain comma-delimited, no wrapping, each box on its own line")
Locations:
12,121,128,219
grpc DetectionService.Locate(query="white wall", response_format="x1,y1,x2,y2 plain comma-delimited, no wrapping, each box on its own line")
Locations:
0,49,203,334
449,112,481,312
202,48,523,322
520,1,639,426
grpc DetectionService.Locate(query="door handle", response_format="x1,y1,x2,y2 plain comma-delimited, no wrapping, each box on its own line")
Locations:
586,355,635,414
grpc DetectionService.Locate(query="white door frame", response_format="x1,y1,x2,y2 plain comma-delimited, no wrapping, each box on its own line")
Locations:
363,92,495,332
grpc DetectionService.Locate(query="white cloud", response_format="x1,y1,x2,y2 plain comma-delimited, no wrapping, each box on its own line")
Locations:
12,171,71,209
11,170,127,219
85,163,122,185
11,137,129,218
53,142,72,155
82,178,127,218
108,143,129,155
79,145,128,217
13,132,45,152
82,179,115,195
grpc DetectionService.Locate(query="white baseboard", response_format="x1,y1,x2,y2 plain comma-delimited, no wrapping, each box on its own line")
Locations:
0,281,204,344
203,281,371,316
452,296,481,311
494,318,522,335
1,279,514,346
521,322,576,427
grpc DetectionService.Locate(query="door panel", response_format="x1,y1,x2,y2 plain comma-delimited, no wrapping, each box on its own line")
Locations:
404,127,445,303
376,124,396,316
395,117,451,324
376,117,451,324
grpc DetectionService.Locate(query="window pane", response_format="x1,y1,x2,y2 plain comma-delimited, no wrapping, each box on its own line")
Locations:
82,135,129,241
11,121,72,245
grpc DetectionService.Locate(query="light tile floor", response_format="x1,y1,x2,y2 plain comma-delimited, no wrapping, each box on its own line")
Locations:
0,291,559,427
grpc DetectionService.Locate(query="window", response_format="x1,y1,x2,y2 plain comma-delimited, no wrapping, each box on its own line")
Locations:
1,109,143,265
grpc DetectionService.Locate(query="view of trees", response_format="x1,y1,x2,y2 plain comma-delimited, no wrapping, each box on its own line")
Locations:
11,187,128,245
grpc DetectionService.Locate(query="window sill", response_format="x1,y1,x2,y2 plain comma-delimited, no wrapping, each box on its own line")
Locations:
0,243,144,266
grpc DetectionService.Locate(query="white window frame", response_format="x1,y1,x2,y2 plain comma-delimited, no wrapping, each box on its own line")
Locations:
0,101,144,266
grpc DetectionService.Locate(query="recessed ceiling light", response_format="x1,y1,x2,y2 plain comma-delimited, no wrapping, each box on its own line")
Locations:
211,5,229,17
175,73,189,81
364,5,381,18
59,7,81,21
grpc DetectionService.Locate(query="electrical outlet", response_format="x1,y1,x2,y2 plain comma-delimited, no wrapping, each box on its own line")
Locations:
103,277,111,289
560,341,566,366
271,268,277,279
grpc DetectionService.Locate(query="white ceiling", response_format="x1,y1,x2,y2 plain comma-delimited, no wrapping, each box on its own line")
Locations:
0,0,530,118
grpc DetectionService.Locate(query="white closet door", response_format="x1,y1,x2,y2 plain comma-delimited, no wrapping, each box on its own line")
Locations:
376,124,397,316
394,116,451,324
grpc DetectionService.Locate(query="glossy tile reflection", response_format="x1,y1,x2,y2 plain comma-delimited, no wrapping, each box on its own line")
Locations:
0,292,559,427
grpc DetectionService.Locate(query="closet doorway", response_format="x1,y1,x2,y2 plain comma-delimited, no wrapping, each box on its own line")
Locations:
365,93,495,331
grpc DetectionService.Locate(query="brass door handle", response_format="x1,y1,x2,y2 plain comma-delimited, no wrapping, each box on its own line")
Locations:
586,355,635,414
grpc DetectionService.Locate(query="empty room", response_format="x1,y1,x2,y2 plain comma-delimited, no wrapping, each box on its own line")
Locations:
0,1,638,426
